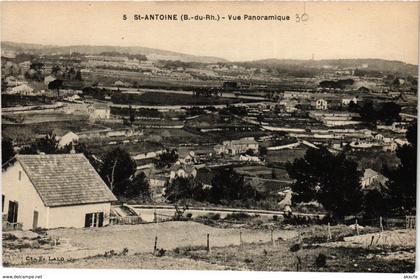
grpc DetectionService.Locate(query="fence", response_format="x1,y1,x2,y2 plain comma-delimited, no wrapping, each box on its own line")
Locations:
347,216,415,230
2,221,23,231
109,216,143,225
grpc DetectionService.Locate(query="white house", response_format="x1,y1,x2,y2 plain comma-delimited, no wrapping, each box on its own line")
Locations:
88,104,111,121
215,137,259,155
2,154,117,230
342,97,358,106
44,75,56,85
360,168,388,189
315,99,328,110
8,84,34,95
57,131,80,148
169,164,197,180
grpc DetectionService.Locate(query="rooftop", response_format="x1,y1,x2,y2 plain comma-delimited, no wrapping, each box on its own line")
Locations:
15,154,117,207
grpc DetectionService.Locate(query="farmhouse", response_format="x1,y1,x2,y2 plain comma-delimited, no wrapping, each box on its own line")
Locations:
57,131,80,148
2,154,117,230
360,168,388,189
215,137,259,155
8,84,34,95
315,99,328,110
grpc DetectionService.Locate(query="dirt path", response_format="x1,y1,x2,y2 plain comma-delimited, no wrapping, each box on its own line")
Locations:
4,221,297,266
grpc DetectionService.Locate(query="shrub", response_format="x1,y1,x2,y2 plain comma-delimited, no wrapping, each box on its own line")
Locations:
186,213,193,219
289,243,301,252
315,253,327,268
225,212,252,221
156,248,166,257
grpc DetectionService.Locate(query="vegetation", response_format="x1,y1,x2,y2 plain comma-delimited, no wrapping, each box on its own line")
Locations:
156,149,179,168
286,147,363,220
2,137,15,165
384,121,417,215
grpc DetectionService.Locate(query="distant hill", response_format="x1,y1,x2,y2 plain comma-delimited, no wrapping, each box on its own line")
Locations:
1,41,227,63
244,58,418,76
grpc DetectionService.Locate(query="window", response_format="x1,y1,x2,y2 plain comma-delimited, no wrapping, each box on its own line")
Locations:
84,212,104,228
7,201,18,223
18,171,22,181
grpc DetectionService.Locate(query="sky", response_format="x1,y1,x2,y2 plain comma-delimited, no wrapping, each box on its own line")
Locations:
1,1,419,64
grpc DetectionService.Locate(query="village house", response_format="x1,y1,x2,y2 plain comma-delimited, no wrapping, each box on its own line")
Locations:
87,104,111,121
169,164,198,181
342,96,359,106
315,99,328,110
2,154,117,230
57,131,80,148
44,75,56,85
214,137,259,156
360,168,388,189
8,84,34,95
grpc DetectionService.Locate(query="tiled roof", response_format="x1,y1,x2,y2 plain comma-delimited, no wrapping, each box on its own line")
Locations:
16,154,117,207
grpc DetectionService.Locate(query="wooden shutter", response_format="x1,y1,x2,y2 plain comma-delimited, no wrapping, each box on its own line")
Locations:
85,213,93,227
98,212,104,227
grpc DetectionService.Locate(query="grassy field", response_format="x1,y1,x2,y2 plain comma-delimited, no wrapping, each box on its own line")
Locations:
3,221,414,272
120,92,243,106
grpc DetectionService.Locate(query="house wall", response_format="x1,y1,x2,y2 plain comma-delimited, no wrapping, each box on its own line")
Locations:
2,163,48,230
48,202,112,229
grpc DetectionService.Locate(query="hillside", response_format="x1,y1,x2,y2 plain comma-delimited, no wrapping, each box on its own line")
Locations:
243,58,418,76
1,41,227,63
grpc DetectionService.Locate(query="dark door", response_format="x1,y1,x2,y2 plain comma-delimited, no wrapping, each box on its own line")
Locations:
85,213,93,227
32,211,39,230
7,201,18,223
98,212,104,227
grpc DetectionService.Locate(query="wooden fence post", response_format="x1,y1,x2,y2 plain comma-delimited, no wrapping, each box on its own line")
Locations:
207,233,211,253
327,222,332,240
379,216,383,232
271,229,275,246
239,231,243,249
355,219,359,236
153,236,158,255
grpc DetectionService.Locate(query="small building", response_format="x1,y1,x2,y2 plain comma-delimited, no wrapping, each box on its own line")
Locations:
8,84,34,95
2,154,117,230
57,131,79,148
360,168,388,189
315,99,328,110
169,164,197,180
342,96,358,106
88,104,111,121
215,137,259,156
44,75,56,85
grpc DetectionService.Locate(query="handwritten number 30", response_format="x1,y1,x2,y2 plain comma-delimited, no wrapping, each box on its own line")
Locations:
296,13,309,23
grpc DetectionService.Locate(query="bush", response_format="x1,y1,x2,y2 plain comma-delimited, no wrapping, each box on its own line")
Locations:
186,213,193,219
289,243,301,252
315,253,327,268
225,212,252,221
208,213,221,220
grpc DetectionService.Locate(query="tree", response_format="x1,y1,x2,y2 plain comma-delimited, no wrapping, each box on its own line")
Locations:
19,132,60,155
286,147,363,219
362,188,389,218
2,137,15,165
99,147,137,196
129,105,135,125
259,146,268,156
156,149,178,168
165,176,206,202
48,79,63,99
126,172,151,202
209,168,256,203
385,121,417,215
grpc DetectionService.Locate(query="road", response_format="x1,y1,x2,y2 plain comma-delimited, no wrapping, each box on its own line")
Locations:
128,204,325,222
